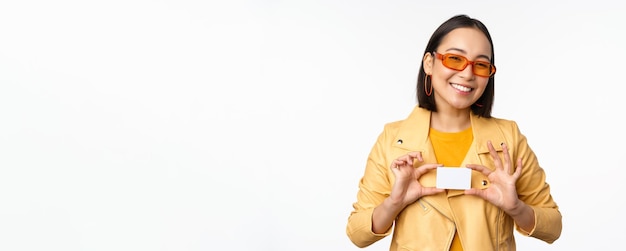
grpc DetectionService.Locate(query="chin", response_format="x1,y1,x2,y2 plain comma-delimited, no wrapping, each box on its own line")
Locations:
449,101,474,110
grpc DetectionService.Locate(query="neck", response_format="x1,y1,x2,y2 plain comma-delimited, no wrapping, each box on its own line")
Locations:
430,108,471,133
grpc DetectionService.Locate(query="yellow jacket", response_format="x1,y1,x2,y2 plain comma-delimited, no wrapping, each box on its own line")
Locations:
346,106,562,251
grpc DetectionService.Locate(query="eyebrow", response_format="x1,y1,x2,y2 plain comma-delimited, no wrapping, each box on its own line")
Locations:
444,48,491,61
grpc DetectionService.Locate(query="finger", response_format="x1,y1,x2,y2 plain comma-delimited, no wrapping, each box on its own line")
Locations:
396,154,414,166
422,187,445,196
398,152,423,167
407,151,424,162
415,163,442,176
465,164,491,176
392,159,407,168
501,142,512,174
487,140,503,170
513,157,523,178
464,188,485,197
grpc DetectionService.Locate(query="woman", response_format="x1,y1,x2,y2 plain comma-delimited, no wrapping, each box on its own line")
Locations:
346,15,562,250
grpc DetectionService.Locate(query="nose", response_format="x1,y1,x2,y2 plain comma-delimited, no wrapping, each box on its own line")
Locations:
458,63,475,80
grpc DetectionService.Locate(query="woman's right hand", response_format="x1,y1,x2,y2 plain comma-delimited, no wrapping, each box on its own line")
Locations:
389,152,443,207
371,152,443,234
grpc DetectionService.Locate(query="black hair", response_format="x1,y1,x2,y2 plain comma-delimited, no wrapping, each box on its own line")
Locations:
416,14,495,118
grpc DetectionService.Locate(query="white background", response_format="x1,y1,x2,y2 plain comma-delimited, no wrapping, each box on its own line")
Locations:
1,0,624,250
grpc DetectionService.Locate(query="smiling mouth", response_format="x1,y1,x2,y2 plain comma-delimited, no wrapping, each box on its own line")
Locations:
451,83,473,92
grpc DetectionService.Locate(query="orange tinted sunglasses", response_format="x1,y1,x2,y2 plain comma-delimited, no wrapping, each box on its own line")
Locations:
434,52,496,77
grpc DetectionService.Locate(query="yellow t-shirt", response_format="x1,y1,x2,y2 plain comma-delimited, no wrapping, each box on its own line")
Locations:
429,126,473,251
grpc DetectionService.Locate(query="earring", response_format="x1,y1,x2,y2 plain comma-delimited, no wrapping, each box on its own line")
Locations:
424,74,433,96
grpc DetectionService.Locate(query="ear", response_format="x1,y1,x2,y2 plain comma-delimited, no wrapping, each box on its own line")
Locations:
423,52,434,75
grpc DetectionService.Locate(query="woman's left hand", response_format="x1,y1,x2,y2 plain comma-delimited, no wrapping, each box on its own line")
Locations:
465,141,523,213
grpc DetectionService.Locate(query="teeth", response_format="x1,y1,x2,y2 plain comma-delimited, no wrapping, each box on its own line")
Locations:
451,83,472,92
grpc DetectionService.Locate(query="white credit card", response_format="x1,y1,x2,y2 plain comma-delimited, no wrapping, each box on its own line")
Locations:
436,167,471,190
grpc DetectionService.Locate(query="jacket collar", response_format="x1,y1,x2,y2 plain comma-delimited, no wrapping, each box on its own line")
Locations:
394,106,506,154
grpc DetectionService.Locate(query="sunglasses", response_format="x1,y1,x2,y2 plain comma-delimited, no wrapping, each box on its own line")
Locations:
433,52,496,77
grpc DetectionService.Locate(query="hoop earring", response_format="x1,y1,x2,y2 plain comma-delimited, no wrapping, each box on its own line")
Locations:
474,102,484,107
424,74,433,96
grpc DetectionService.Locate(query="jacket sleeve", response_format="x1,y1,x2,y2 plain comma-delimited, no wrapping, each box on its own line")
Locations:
508,121,562,243
346,125,394,248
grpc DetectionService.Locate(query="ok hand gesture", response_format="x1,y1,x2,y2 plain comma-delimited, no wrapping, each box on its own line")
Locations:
465,141,523,213
389,152,443,207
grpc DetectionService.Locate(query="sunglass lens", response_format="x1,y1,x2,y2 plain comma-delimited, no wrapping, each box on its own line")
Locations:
473,62,492,77
443,55,467,70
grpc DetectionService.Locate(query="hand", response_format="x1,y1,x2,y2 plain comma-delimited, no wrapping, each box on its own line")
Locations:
465,141,523,213
389,152,443,207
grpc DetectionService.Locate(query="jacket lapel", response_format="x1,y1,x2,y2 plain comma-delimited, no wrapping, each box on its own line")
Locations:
469,113,506,155
392,106,432,156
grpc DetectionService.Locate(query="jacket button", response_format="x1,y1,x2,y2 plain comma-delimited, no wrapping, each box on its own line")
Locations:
482,180,488,186
397,139,403,144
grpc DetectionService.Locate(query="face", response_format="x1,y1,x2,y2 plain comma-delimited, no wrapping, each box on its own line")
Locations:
423,27,493,112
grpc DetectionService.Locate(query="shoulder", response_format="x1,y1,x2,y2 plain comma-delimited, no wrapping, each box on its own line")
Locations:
373,119,404,145
493,116,519,129
474,114,521,132
381,106,430,134
382,119,404,132
493,116,523,135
